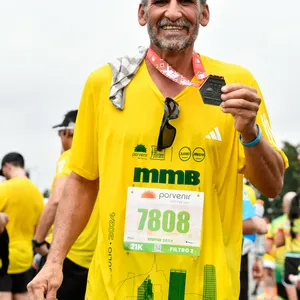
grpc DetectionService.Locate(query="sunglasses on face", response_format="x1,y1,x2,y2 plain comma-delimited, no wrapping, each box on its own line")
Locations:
157,98,180,151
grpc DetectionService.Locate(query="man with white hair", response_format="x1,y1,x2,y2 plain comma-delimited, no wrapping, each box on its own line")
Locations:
265,191,296,299
28,1,287,299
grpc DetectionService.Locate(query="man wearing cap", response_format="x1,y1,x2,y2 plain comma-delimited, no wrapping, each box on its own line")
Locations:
30,110,99,300
0,152,44,300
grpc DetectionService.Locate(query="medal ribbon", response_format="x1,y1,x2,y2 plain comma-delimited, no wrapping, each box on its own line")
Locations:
146,47,207,88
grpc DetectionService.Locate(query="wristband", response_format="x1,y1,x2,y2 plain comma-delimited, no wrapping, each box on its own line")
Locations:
32,238,47,248
239,124,262,148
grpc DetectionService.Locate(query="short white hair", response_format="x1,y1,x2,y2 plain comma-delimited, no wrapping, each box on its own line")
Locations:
141,0,207,6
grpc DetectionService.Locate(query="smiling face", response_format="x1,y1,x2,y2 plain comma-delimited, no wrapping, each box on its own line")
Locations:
138,0,209,52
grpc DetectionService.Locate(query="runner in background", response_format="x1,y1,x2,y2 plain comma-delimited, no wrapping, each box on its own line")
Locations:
0,153,44,300
263,216,277,298
276,191,300,300
267,192,296,300
240,184,267,300
29,111,99,300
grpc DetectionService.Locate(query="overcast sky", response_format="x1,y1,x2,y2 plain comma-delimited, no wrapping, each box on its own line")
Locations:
0,0,299,190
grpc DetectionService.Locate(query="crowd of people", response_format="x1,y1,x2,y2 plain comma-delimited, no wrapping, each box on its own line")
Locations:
240,188,300,300
0,0,298,299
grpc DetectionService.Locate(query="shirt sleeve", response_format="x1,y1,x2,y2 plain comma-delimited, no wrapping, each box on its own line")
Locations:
252,78,289,169
238,74,289,171
55,152,72,179
69,73,99,180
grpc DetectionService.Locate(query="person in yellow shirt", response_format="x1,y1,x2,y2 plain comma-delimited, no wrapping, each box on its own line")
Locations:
0,152,44,300
28,1,287,299
265,191,296,300
263,217,277,298
240,184,267,300
30,110,99,300
276,191,300,300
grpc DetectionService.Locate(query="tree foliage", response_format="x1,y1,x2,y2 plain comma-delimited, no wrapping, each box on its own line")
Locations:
262,142,300,220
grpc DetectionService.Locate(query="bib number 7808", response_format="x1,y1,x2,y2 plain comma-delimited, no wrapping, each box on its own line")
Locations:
138,208,190,234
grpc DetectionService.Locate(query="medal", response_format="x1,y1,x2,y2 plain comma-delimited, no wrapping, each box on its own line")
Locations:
200,75,226,106
147,48,226,106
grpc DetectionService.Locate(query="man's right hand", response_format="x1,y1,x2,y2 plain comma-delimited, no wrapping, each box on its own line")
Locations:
27,261,63,300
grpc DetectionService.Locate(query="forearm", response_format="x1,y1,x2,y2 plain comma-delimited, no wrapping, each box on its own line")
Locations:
275,231,285,247
265,239,273,254
243,219,257,234
34,200,58,242
242,134,285,198
47,172,98,265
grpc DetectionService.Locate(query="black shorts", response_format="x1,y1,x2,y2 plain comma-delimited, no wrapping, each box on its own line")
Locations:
239,253,249,300
276,282,288,299
0,268,33,293
283,256,300,285
57,257,89,300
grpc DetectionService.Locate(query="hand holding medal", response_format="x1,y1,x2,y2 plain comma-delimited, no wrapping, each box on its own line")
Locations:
220,84,262,136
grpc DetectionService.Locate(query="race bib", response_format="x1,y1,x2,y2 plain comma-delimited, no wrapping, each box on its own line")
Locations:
124,187,204,256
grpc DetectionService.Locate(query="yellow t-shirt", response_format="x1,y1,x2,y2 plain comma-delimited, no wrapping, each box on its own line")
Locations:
282,218,300,254
271,215,287,266
0,177,44,274
48,149,99,269
70,57,288,300
263,224,276,262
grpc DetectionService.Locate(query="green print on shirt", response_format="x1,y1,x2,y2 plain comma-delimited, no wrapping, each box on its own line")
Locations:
168,270,186,300
138,276,154,300
133,168,200,186
203,265,217,300
129,261,216,299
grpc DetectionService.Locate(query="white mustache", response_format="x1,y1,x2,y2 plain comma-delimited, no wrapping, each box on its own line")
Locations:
158,19,191,29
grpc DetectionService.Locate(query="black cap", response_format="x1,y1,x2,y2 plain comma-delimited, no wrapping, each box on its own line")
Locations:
52,110,78,130
0,152,25,176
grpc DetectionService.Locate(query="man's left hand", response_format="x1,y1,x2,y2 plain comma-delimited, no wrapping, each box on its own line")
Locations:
34,244,49,256
221,84,261,138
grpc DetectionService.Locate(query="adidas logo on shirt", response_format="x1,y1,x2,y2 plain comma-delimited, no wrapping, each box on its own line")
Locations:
205,127,222,141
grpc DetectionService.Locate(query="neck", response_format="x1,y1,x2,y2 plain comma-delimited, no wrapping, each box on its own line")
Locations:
10,168,27,179
148,44,195,79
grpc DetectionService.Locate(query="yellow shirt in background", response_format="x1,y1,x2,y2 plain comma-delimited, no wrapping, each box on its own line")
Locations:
0,177,44,273
282,218,300,254
47,149,99,269
70,56,288,299
272,215,287,265
263,224,276,262
243,184,257,205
